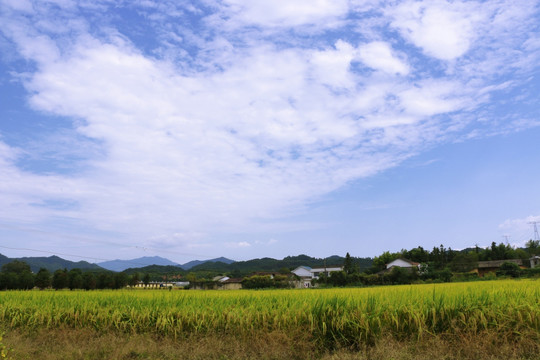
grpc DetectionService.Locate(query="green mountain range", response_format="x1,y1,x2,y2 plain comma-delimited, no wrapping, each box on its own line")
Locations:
0,252,373,277
0,254,104,273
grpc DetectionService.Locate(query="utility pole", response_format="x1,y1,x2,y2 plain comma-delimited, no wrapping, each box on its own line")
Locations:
529,221,540,241
502,235,510,244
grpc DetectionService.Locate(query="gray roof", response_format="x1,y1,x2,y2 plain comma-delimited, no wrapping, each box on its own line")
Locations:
477,259,523,268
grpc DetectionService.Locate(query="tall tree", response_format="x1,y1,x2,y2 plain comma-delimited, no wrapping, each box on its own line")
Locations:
82,272,96,290
343,252,358,275
526,240,540,255
35,268,51,290
143,273,151,286
2,260,31,274
68,269,83,290
52,269,68,290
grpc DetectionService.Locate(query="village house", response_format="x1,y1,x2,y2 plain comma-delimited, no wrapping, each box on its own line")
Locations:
476,259,525,277
133,281,178,288
220,278,243,290
291,265,343,288
530,255,540,268
385,258,421,270
212,275,230,282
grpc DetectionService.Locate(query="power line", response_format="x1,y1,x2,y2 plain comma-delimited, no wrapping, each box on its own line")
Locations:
0,245,204,269
528,221,540,241
0,245,110,262
0,222,216,261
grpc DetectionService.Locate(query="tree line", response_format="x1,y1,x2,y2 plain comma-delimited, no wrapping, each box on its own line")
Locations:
0,260,152,290
1,240,538,290
317,240,540,287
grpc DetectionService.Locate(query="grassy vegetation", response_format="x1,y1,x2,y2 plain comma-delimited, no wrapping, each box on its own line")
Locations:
0,280,539,359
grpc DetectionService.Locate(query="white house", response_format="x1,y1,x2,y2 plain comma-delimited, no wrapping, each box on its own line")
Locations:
310,267,344,278
291,265,344,288
530,256,540,268
292,266,312,278
291,266,313,288
386,258,420,270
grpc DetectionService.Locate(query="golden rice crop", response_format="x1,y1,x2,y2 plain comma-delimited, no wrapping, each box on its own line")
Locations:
0,280,538,348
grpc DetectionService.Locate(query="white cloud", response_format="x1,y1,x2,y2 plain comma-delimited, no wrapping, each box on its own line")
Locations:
498,215,540,247
357,41,410,75
398,80,464,117
222,0,349,27
1,0,34,12
499,215,540,231
254,238,278,246
0,0,538,257
226,241,251,248
388,0,481,60
310,40,356,88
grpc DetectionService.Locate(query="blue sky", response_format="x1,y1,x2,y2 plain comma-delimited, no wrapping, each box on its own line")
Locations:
0,0,539,264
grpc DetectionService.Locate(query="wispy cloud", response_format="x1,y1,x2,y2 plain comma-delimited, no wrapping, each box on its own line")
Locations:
0,0,538,258
499,215,540,247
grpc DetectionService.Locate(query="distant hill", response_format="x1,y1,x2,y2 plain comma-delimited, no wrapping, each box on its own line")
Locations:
0,252,372,276
180,257,235,270
122,264,187,277
97,256,180,272
0,253,9,266
0,254,103,273
189,254,373,275
97,256,235,272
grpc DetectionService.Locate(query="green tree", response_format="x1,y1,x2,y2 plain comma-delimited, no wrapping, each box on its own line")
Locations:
387,266,411,285
242,275,274,289
403,246,430,263
114,272,128,289
429,245,454,269
1,260,31,274
129,272,140,287
526,239,540,255
52,269,68,289
278,267,290,275
82,272,96,290
437,268,453,282
35,268,51,290
0,272,18,290
97,272,115,289
496,262,521,278
449,252,478,273
328,270,347,287
143,273,151,286
68,269,83,290
1,260,34,290
19,271,34,289
343,252,358,275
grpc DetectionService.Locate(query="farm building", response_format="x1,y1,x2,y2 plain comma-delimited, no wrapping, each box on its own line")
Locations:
476,259,525,277
133,281,179,288
311,266,343,278
220,278,243,290
291,266,312,278
530,255,540,268
291,265,343,288
385,258,420,270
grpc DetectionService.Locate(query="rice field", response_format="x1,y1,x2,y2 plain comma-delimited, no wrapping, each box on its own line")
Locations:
0,280,539,349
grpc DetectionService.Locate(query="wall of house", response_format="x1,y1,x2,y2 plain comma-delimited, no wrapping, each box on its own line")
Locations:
221,283,242,290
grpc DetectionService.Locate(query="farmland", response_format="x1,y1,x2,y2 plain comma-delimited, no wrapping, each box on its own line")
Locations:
1,280,539,359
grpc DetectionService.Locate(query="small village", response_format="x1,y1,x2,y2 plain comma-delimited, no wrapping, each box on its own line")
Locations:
129,254,540,291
